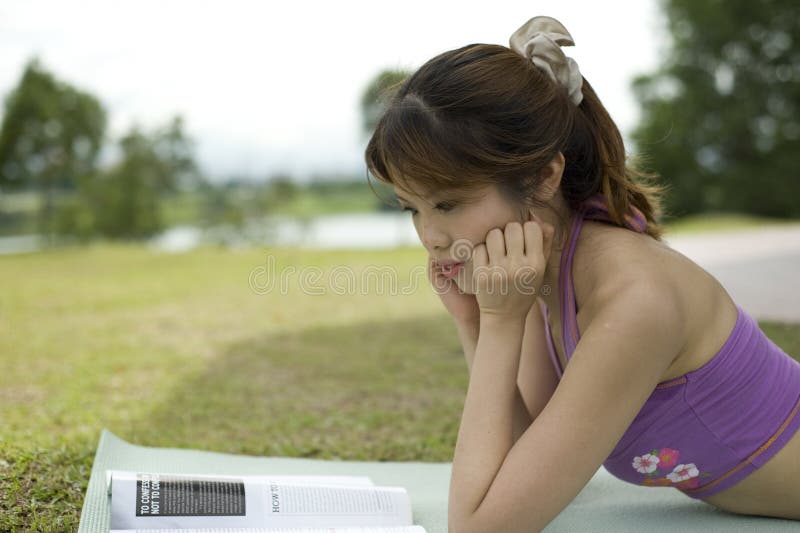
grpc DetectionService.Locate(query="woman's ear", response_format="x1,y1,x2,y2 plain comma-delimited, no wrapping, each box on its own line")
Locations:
539,152,565,200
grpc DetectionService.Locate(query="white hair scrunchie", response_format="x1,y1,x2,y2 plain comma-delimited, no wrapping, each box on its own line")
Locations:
509,15,584,106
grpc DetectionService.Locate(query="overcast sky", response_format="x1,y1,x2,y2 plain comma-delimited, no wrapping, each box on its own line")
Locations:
0,0,668,182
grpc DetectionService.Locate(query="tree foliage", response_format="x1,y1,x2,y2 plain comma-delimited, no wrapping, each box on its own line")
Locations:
632,0,800,217
0,58,106,189
359,69,411,138
0,58,205,241
0,58,106,234
81,116,202,239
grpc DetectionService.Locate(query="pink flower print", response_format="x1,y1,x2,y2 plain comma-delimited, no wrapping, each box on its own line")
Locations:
667,463,699,483
674,477,701,490
657,448,679,469
632,453,660,474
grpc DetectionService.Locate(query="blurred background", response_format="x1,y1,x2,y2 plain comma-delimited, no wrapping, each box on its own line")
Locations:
2,0,796,252
1,0,799,529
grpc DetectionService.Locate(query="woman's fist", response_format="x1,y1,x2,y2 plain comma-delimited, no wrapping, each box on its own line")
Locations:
471,211,555,318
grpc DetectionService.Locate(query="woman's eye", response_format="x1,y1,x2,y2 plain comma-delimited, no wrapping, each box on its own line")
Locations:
399,202,453,215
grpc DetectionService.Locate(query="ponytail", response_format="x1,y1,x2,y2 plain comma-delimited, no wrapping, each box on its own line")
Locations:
563,78,671,241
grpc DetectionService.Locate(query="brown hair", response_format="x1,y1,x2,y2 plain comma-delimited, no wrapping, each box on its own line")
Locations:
364,43,670,243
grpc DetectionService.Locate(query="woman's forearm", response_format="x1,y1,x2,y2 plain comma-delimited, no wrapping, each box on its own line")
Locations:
453,318,480,373
449,315,527,524
511,383,534,443
454,318,533,443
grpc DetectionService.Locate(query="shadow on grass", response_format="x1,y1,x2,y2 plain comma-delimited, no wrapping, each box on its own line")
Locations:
122,313,800,463
126,313,468,462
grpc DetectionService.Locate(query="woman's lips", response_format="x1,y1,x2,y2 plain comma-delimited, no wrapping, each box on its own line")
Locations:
438,262,464,279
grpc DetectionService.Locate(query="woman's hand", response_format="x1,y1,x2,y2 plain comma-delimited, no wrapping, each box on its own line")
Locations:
427,255,480,326
472,211,554,319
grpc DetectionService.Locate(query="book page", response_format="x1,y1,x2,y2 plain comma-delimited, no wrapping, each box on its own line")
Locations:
111,527,428,533
106,470,375,493
109,472,414,530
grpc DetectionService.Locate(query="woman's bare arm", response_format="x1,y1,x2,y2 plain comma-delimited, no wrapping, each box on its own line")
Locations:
454,318,532,443
453,301,558,442
449,314,527,530
448,282,685,533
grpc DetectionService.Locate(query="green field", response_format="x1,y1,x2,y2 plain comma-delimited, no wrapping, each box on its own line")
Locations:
0,244,462,530
2,244,800,530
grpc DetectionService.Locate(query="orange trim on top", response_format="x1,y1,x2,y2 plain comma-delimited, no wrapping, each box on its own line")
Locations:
681,395,800,495
654,376,688,389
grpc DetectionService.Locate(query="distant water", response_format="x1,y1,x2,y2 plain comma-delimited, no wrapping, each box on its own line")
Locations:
148,213,422,252
0,235,44,255
266,212,421,249
0,213,422,255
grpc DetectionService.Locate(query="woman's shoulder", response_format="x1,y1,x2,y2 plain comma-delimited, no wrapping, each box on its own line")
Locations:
573,220,739,380
575,221,683,301
577,219,729,307
573,221,690,332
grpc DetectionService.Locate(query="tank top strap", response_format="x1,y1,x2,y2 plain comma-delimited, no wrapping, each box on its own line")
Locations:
582,193,649,234
559,193,649,363
559,208,584,362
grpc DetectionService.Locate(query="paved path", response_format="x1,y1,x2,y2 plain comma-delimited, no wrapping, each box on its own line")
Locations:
664,224,800,323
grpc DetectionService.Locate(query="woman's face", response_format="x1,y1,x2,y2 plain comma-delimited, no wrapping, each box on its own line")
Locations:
394,182,530,294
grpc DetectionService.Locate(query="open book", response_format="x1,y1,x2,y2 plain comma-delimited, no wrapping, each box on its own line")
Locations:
107,470,428,533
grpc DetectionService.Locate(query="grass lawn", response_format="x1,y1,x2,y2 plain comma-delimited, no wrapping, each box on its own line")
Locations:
0,244,462,530
2,244,800,531
662,212,800,234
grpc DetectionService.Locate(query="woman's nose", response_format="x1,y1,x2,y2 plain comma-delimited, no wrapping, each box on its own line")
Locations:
419,221,449,251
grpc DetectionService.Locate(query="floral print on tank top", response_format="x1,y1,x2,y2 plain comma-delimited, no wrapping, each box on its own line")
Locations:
632,448,713,489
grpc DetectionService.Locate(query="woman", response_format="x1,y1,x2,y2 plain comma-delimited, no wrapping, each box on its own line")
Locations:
364,15,800,533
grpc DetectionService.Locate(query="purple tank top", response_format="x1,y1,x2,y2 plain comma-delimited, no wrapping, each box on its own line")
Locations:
540,192,800,498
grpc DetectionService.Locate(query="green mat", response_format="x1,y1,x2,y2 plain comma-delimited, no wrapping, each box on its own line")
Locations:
79,430,798,532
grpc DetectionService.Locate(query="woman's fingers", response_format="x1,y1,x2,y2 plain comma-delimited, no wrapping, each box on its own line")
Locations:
485,227,506,263
469,214,556,317
504,222,525,256
472,242,489,269
484,219,545,264
523,220,542,258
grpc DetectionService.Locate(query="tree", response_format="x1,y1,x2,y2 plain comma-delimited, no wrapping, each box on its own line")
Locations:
81,116,201,239
359,69,411,138
0,58,106,234
88,128,164,238
150,115,202,194
632,0,800,218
